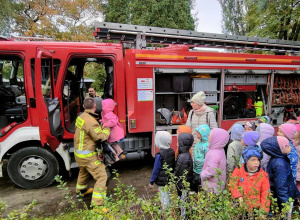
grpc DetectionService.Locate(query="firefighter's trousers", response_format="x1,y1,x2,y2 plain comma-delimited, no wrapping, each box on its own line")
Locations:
75,154,107,206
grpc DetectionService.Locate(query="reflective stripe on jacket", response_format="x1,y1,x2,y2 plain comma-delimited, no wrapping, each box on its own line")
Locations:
74,110,111,159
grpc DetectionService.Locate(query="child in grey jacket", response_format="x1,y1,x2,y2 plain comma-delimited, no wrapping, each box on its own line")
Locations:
227,124,244,173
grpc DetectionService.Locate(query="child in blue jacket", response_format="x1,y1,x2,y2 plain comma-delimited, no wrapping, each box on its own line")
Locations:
261,136,300,213
191,124,210,192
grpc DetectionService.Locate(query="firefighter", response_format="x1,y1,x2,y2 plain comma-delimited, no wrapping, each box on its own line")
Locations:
87,87,100,98
74,97,111,206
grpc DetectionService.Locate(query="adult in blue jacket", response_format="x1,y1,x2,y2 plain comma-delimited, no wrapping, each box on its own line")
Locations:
261,136,300,211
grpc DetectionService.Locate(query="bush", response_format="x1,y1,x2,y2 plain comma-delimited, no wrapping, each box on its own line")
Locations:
3,167,300,219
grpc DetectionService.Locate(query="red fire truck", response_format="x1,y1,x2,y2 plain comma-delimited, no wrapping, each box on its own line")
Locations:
1,22,300,189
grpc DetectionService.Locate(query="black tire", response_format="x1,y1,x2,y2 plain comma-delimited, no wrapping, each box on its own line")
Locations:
7,146,59,189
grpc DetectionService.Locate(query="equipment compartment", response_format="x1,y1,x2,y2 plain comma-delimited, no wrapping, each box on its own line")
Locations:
192,78,218,92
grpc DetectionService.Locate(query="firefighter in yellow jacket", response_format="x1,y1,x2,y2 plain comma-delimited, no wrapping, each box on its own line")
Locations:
74,97,111,206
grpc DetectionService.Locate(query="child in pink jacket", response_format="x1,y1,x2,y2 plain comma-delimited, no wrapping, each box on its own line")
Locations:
101,99,124,161
201,128,229,193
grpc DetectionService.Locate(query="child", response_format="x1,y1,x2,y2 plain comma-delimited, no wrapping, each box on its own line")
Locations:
174,133,193,194
175,125,192,159
230,146,270,214
192,124,210,192
227,124,244,173
244,121,256,132
201,128,229,193
261,136,300,213
294,124,300,193
101,99,124,161
239,131,260,164
174,133,193,216
257,116,271,124
149,131,175,210
277,123,298,182
256,123,274,170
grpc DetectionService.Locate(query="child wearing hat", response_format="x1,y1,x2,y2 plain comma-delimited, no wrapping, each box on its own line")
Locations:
230,146,270,214
175,125,192,159
256,123,275,170
244,121,256,132
261,136,300,214
257,116,271,124
191,124,210,192
227,124,244,173
239,131,261,164
277,123,298,182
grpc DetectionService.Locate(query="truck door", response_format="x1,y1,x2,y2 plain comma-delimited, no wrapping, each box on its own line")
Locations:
35,46,63,150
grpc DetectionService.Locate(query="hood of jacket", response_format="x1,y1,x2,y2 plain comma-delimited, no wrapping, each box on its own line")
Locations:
196,124,210,142
178,133,193,153
102,99,115,114
230,124,244,141
257,123,274,144
209,128,229,150
261,136,285,159
155,131,172,150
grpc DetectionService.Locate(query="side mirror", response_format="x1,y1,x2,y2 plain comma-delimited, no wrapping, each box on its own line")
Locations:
0,61,3,72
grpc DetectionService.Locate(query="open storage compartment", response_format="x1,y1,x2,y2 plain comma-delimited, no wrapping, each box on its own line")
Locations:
270,71,300,125
223,70,270,121
154,68,221,133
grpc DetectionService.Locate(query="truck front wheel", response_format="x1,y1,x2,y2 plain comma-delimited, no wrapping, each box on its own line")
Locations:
7,147,59,189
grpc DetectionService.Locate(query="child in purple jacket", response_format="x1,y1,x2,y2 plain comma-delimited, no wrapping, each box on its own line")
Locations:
201,128,229,193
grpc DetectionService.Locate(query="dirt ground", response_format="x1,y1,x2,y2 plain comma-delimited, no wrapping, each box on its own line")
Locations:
0,156,158,217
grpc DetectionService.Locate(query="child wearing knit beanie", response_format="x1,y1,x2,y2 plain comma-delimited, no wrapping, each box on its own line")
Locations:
230,147,270,214
244,121,256,132
277,123,298,182
175,125,192,159
257,116,271,124
239,131,261,164
256,123,274,170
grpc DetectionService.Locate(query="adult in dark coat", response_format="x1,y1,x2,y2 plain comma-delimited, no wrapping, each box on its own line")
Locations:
174,133,194,196
261,136,300,211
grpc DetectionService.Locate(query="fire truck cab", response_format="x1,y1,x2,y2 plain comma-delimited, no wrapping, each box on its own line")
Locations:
1,22,300,188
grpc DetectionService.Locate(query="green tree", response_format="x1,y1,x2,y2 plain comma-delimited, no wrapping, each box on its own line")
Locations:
84,62,107,93
247,0,300,41
103,0,196,30
218,0,247,35
219,0,300,41
0,0,17,35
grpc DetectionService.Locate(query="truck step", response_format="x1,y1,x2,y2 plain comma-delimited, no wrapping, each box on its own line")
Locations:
71,162,78,168
69,147,74,153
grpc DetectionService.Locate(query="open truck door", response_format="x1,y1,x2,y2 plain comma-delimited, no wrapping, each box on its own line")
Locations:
35,46,63,150
5,46,63,189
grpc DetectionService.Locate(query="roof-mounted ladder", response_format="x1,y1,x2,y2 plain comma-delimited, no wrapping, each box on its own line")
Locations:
94,22,300,54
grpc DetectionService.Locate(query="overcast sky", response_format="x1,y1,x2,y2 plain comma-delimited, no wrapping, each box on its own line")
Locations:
193,0,223,34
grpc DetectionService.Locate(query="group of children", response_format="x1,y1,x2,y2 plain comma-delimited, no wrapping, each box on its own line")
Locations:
149,115,300,217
